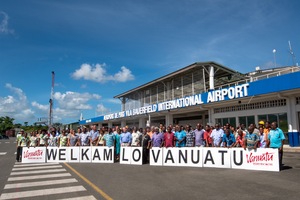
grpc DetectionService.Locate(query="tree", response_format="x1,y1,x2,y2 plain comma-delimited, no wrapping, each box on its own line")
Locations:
0,116,15,134
24,122,28,127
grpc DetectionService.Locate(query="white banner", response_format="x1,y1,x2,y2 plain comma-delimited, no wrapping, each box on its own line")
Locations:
231,148,279,172
22,147,46,163
203,148,231,168
21,147,280,172
91,146,114,163
150,147,164,166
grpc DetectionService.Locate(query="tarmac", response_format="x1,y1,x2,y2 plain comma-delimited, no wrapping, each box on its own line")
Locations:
283,144,300,152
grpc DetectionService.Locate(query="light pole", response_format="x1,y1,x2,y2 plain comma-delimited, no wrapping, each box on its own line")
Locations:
273,49,277,68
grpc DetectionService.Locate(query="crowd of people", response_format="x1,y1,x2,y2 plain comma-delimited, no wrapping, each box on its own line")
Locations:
16,121,285,169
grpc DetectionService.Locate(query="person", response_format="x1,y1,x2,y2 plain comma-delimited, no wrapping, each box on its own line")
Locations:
131,127,140,147
104,128,115,148
120,127,132,146
163,126,175,148
210,123,224,147
151,127,164,148
222,128,236,148
259,127,266,148
233,129,245,147
97,129,105,146
185,124,195,147
267,121,285,170
58,130,68,147
244,125,259,150
39,129,48,146
174,125,186,147
264,121,271,144
115,128,121,161
48,130,58,146
140,128,151,164
89,124,99,146
29,131,39,147
80,126,90,146
194,123,204,147
16,131,29,162
68,129,80,146
204,125,213,147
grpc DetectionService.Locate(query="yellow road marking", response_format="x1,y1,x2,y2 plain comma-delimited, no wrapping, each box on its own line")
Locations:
64,163,113,200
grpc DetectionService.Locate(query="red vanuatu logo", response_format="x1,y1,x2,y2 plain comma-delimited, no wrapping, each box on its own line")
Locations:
23,150,44,159
246,152,274,163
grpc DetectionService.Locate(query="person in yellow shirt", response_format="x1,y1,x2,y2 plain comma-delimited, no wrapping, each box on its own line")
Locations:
263,121,271,142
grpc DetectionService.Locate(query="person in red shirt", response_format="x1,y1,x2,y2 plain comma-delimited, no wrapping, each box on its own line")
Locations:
163,126,175,148
233,129,245,147
204,125,213,147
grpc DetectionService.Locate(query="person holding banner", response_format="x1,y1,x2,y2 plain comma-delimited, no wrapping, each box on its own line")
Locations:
174,125,186,147
97,129,105,146
29,131,39,147
104,128,115,147
48,130,58,146
244,125,259,150
58,130,68,147
115,128,121,161
267,122,285,170
233,129,245,147
210,124,224,147
39,129,48,147
163,126,175,148
140,128,151,164
131,127,140,147
151,127,164,147
68,129,80,146
222,128,236,148
89,124,99,146
16,131,29,162
204,125,212,147
120,127,132,147
80,126,90,146
185,124,195,147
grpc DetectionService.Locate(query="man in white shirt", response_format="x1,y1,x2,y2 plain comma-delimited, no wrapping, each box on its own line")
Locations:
210,124,224,147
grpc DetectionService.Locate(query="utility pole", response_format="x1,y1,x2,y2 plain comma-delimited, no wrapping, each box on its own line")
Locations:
49,71,55,129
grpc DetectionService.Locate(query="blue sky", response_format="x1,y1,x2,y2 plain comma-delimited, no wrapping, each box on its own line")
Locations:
0,0,300,124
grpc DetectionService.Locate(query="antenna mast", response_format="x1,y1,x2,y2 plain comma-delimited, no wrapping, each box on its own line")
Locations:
49,71,55,128
288,40,296,66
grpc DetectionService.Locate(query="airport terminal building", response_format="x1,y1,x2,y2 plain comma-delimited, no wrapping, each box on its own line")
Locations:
79,61,300,133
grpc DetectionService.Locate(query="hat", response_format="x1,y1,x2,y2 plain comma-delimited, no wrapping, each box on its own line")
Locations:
258,121,264,125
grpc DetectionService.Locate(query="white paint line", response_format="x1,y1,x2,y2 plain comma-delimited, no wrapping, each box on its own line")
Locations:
14,162,59,167
14,152,16,155
0,152,7,155
8,173,71,181
13,142,16,143
12,165,62,171
0,185,86,200
5,142,10,143
58,195,97,200
4,178,77,189
10,168,66,175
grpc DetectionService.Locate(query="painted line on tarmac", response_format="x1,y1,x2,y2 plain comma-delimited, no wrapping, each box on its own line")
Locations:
14,162,59,167
0,185,85,200
58,195,97,200
4,178,77,189
10,168,66,176
8,173,72,181
5,142,10,144
12,165,63,171
0,152,7,155
64,163,113,200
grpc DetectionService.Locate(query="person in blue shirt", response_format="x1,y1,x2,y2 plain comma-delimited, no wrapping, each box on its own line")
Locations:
104,128,115,147
120,127,132,146
174,125,186,147
222,128,236,148
267,122,285,170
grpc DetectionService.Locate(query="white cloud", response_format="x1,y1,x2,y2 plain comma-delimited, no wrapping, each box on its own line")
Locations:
0,84,35,122
31,101,48,111
53,91,100,110
71,63,134,83
0,11,14,34
96,104,110,115
105,98,121,104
